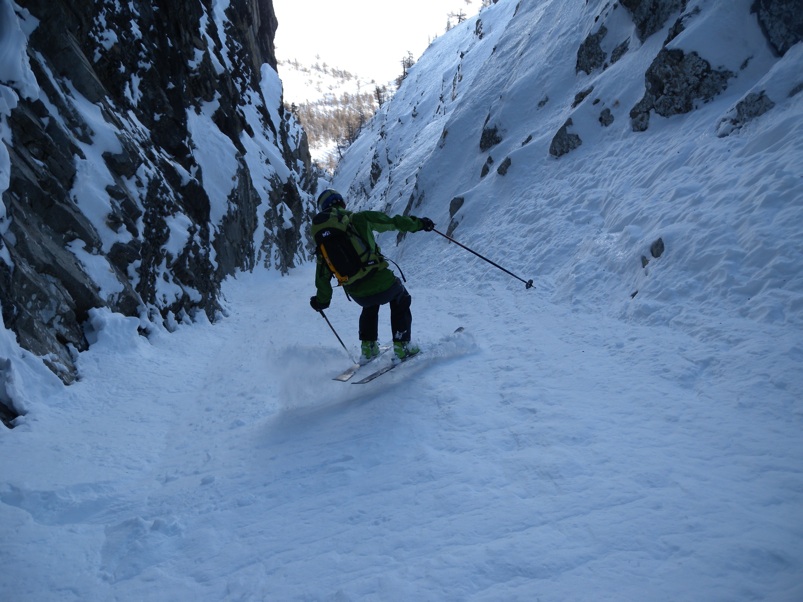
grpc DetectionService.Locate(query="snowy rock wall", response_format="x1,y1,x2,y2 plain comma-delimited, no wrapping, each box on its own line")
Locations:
0,0,316,390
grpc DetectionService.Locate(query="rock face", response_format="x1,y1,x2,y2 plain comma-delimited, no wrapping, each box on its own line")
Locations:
576,26,608,75
549,119,582,158
716,91,777,137
752,0,803,56
621,0,688,42
630,48,733,132
0,0,316,386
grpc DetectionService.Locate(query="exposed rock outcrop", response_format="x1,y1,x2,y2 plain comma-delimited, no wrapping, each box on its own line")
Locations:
479,121,503,151
716,91,776,137
752,0,803,56
576,26,608,75
549,118,582,157
621,0,688,42
630,48,733,132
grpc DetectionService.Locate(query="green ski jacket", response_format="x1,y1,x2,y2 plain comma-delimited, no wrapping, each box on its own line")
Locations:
313,209,425,303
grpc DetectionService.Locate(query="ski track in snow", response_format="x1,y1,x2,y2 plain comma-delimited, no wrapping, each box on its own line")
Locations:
1,267,801,601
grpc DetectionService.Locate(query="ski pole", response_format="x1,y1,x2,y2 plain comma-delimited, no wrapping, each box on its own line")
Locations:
433,228,534,289
319,309,358,364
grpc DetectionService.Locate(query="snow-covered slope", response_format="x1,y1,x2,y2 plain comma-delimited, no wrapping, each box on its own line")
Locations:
279,57,382,168
1,266,801,600
334,0,803,336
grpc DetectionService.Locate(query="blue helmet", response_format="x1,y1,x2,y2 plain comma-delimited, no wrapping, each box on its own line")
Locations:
317,189,345,211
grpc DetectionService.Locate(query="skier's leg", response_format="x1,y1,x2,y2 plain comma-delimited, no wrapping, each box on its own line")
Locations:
359,304,380,342
389,286,412,342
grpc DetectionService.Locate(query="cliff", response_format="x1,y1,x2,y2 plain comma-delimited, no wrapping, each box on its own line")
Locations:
0,0,316,390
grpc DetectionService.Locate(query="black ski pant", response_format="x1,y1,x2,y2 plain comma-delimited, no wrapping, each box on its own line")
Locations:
352,278,412,343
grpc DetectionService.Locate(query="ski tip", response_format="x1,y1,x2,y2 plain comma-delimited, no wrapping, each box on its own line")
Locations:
333,363,361,381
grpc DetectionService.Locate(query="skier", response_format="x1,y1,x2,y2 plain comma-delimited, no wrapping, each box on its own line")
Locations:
309,189,435,362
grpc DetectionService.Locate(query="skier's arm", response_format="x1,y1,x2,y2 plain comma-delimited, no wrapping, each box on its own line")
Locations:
313,254,334,305
356,211,427,234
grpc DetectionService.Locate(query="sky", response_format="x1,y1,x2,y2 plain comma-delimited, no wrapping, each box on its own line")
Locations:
1,0,802,599
272,0,481,84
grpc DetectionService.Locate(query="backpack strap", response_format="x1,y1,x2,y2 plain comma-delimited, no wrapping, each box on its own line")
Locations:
385,257,406,282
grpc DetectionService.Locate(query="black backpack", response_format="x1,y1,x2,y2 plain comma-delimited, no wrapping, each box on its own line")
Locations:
312,209,383,285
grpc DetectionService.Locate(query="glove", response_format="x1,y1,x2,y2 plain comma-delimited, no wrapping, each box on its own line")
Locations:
419,217,435,232
309,296,329,312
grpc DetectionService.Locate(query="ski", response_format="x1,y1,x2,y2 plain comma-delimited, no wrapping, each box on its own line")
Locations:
332,345,391,382
333,363,361,382
350,328,465,385
352,353,420,384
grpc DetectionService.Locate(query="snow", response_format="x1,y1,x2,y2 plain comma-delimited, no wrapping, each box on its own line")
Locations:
0,0,38,249
1,266,801,600
66,80,131,253
1,0,803,600
66,239,126,301
0,0,38,99
186,97,239,229
211,0,233,73
258,64,285,147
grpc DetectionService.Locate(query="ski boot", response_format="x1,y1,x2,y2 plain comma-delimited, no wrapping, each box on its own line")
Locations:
393,341,420,361
360,340,380,364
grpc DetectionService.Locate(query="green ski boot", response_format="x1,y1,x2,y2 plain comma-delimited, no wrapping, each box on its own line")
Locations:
360,340,380,364
393,341,420,361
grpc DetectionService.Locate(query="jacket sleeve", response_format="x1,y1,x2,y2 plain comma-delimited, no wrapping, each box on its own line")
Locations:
356,211,424,234
314,254,334,304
